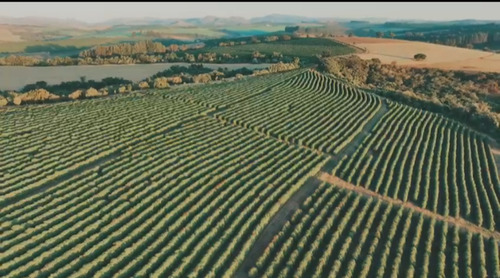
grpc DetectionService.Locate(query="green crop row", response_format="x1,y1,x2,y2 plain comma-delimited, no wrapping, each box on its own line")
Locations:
250,185,500,278
334,102,500,231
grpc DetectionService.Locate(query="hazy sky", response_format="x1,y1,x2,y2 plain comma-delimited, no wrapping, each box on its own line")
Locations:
1,2,499,23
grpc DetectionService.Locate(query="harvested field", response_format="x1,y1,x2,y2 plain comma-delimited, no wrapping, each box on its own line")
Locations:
334,36,500,73
0,26,23,42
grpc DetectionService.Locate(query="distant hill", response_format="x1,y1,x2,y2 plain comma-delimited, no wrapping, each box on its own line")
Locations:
0,14,325,28
99,17,179,26
0,16,90,28
1,15,498,29
250,14,320,24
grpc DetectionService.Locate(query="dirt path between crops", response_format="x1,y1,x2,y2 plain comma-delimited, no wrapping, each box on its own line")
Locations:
482,133,500,177
234,177,322,278
489,147,500,175
322,99,388,172
316,172,500,241
334,99,388,156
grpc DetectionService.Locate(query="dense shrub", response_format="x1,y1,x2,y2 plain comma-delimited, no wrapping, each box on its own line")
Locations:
150,64,212,79
153,77,169,89
0,96,8,106
192,73,212,83
11,89,60,105
21,77,132,97
414,53,427,61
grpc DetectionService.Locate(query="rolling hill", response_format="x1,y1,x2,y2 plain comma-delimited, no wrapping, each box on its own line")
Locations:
1,69,499,278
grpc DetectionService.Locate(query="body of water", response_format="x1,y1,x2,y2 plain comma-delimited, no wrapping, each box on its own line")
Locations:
0,62,270,91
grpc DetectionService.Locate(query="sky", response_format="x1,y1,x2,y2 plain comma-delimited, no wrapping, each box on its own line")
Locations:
0,2,499,23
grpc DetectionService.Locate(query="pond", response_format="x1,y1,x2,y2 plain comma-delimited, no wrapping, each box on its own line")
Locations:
0,62,271,91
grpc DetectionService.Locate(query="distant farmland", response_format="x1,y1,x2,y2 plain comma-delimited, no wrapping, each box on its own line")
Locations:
188,38,356,63
335,36,500,73
1,69,499,277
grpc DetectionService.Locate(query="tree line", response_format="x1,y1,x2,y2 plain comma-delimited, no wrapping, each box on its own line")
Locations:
400,23,500,50
0,60,301,106
0,51,292,66
0,36,301,66
78,40,196,58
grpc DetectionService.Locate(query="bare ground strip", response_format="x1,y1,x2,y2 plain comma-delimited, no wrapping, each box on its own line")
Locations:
234,177,322,278
316,172,500,241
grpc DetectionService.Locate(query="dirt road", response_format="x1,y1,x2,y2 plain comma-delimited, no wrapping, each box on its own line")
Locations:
322,99,388,173
316,172,500,241
234,177,322,278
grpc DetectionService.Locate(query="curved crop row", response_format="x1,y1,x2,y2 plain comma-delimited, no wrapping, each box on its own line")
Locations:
334,102,500,230
212,70,382,155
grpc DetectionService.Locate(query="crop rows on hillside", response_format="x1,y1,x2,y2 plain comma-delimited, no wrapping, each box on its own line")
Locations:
0,106,328,277
333,102,500,231
1,68,499,278
0,94,204,205
164,68,305,109
209,71,382,155
250,183,500,278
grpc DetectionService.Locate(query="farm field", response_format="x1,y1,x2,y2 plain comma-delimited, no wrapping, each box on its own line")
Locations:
0,36,128,53
249,183,500,278
187,38,356,63
0,23,288,54
334,36,500,73
0,27,23,43
333,101,500,230
1,69,499,277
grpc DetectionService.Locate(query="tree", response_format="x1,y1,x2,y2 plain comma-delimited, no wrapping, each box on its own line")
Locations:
413,53,427,61
285,26,299,33
281,34,291,41
169,44,179,52
376,31,384,38
80,76,87,83
348,32,353,37
34,81,48,89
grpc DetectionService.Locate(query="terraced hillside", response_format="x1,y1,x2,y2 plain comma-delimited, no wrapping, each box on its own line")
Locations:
1,69,499,278
249,184,499,278
333,102,500,231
